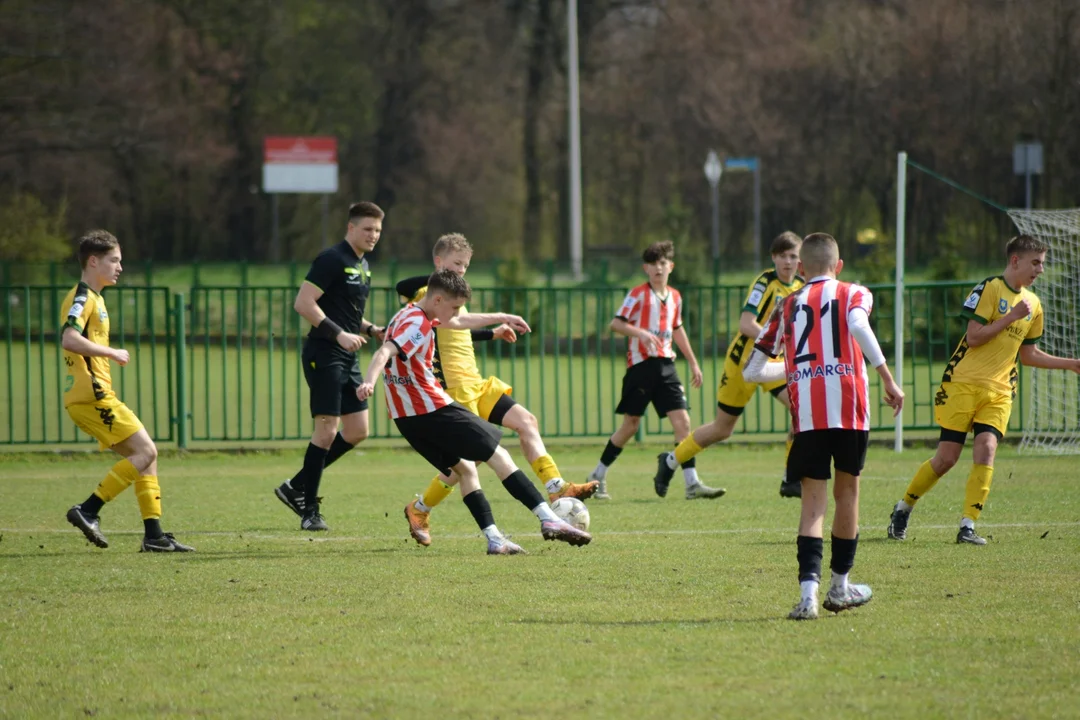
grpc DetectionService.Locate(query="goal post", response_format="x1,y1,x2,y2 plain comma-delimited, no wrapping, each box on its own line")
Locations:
1006,209,1080,455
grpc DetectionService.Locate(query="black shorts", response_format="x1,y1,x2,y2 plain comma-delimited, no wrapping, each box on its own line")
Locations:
615,358,689,419
787,429,870,481
394,403,503,476
302,340,368,418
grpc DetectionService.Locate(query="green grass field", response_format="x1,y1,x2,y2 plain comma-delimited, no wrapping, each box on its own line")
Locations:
1,443,1077,718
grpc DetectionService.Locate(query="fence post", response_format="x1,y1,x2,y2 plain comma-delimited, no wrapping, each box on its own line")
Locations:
174,292,188,449
145,259,154,287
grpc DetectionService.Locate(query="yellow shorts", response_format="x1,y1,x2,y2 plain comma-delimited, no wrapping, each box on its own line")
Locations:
934,381,1011,438
716,355,786,416
67,396,145,450
446,376,513,422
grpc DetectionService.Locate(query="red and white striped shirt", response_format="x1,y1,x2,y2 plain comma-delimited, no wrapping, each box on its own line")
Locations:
755,278,874,432
616,283,683,367
382,305,453,419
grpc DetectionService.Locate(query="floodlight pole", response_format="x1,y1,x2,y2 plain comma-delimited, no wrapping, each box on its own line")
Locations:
568,0,583,280
704,150,723,283
894,151,907,453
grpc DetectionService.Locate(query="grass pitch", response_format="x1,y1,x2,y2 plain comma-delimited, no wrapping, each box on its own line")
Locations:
1,443,1078,719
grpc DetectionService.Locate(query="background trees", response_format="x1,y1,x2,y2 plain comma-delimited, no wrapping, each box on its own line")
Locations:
2,0,1076,271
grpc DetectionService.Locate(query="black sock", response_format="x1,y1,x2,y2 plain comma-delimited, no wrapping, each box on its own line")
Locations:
80,494,105,516
830,534,859,576
144,518,163,539
796,535,824,583
680,451,696,470
462,490,495,530
600,440,623,467
290,434,354,491
301,443,330,509
501,469,546,510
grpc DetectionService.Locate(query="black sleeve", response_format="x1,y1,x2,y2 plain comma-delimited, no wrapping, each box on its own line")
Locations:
305,251,338,293
396,275,429,300
471,329,495,342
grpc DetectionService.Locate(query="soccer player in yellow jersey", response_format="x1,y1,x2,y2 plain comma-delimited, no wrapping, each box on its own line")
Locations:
62,230,193,552
888,235,1080,545
650,232,805,498
398,233,598,546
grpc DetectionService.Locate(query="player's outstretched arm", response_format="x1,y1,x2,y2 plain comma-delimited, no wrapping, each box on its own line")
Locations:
672,326,702,388
848,306,904,416
356,342,401,402
444,312,530,334
61,327,129,366
609,317,661,354
743,348,785,384
1019,345,1080,374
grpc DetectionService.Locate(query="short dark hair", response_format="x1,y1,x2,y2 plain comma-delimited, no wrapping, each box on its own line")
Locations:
800,232,839,275
1005,234,1047,260
770,231,801,255
426,268,471,301
642,240,674,263
77,229,119,268
348,201,384,223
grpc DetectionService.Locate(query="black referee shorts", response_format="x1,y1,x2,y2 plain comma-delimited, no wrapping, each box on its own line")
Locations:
302,340,368,418
615,358,689,419
394,403,503,477
787,429,870,481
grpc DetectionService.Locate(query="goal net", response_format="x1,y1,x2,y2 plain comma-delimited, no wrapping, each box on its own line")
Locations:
1007,208,1080,454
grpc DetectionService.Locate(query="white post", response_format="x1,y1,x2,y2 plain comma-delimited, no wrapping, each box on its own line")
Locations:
894,151,907,453
567,0,583,280
752,160,762,270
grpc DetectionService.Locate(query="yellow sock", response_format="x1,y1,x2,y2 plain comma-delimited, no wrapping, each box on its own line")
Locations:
135,476,162,520
674,433,704,465
530,454,562,484
962,464,994,522
421,476,454,509
94,459,139,502
903,460,941,507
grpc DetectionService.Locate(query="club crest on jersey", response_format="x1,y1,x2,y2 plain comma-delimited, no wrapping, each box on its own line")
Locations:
998,298,1009,314
99,307,108,321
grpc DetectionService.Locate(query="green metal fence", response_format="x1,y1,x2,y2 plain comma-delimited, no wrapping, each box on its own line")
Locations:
0,281,1029,447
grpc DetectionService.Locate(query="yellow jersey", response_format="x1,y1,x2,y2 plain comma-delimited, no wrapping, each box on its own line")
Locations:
403,283,484,389
726,269,804,366
943,276,1044,397
60,283,115,406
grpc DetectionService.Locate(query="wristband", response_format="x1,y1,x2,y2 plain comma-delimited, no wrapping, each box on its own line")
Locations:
313,318,344,340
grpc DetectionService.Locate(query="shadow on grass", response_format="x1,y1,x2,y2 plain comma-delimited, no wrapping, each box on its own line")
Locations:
510,616,784,627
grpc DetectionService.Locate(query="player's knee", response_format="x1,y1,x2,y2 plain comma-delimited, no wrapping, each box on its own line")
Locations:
624,415,641,432
343,426,368,444
935,450,960,473
511,409,539,437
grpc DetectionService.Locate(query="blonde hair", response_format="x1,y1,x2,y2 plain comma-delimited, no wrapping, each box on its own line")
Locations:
799,233,839,276
432,233,473,260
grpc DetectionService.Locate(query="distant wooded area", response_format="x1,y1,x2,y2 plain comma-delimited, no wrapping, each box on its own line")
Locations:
2,0,1077,274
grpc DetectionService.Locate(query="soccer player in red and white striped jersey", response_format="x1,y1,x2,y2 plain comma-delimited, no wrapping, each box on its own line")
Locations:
357,269,592,554
589,241,724,501
744,233,903,620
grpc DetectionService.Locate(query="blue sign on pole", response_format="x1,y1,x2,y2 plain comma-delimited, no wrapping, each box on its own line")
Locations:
725,157,758,172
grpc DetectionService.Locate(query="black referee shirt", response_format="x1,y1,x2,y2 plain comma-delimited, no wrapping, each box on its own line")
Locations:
305,240,371,354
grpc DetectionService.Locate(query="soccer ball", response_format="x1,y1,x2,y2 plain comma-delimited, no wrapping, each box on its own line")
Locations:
551,497,590,531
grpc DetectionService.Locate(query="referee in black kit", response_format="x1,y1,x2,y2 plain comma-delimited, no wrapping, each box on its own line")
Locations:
274,201,386,531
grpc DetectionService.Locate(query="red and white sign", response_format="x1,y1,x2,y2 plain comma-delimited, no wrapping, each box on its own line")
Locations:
262,136,338,193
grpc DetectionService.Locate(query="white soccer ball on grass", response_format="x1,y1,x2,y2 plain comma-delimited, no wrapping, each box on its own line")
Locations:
551,497,590,531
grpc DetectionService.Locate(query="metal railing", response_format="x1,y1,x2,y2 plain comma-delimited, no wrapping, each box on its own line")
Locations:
0,281,1028,447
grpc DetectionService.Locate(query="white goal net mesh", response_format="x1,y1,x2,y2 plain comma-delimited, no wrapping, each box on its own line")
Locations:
1007,208,1080,455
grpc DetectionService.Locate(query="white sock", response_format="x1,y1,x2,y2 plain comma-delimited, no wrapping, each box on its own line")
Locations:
481,525,503,542
544,478,565,495
960,517,975,530
683,467,699,487
897,499,914,512
665,452,678,470
592,462,608,480
414,498,432,513
533,503,559,522
800,580,819,603
830,571,849,594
